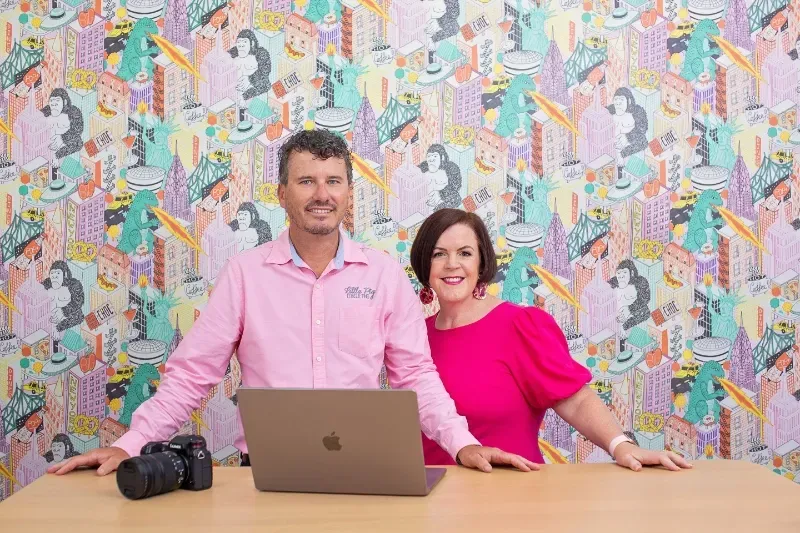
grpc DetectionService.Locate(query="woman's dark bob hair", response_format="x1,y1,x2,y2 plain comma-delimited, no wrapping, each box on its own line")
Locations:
409,208,497,288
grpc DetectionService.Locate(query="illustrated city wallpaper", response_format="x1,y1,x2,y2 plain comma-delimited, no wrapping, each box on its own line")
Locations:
1,0,800,501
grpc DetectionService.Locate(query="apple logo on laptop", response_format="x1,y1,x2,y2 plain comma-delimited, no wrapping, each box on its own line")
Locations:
322,432,342,451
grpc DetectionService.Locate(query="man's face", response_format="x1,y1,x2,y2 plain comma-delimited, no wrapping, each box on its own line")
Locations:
278,150,350,236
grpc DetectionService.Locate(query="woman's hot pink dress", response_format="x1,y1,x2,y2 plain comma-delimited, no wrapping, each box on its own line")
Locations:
422,302,592,465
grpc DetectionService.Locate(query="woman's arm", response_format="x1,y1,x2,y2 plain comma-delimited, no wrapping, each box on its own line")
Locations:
552,385,624,454
553,386,691,471
507,306,689,472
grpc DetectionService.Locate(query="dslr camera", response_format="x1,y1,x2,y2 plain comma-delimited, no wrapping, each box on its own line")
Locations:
116,435,213,500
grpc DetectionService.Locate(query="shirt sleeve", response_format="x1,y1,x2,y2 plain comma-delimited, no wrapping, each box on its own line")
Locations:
509,307,592,411
112,258,245,457
382,263,481,461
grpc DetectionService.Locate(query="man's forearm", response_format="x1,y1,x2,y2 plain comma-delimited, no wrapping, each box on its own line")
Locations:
412,366,481,460
113,259,245,456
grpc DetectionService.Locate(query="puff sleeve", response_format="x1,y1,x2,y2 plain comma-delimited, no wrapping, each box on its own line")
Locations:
508,307,593,411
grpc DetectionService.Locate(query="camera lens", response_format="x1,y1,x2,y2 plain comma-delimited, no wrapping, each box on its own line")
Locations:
116,451,188,500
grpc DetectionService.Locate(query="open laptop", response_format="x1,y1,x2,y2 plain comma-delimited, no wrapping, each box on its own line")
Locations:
236,387,447,496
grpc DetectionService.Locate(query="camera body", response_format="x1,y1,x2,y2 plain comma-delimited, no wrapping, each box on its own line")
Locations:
117,435,213,500
141,435,213,491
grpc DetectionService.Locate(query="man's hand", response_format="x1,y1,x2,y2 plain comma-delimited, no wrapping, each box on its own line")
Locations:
47,447,130,476
612,442,692,472
456,445,540,473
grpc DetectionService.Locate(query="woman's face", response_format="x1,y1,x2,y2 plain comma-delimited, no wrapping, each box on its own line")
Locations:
426,151,442,172
429,223,482,305
50,268,64,289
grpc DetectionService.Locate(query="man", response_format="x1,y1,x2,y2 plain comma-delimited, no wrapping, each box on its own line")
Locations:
49,129,536,476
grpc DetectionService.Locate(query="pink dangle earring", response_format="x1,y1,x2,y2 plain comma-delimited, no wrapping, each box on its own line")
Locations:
472,282,487,300
419,286,435,305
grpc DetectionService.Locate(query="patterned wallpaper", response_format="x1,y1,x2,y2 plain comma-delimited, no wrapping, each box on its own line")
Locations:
2,0,800,502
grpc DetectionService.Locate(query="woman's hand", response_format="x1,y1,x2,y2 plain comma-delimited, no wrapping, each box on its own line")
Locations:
613,442,692,472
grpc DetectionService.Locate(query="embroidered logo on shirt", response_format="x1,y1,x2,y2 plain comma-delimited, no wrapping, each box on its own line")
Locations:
344,286,376,299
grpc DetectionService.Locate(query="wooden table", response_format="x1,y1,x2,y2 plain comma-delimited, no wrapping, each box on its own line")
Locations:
4,461,799,532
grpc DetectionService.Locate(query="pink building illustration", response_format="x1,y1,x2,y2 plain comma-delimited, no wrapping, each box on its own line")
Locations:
317,20,342,55
12,96,50,166
201,385,238,454
634,359,672,423
388,0,428,49
12,267,53,339
43,206,65,276
764,211,800,279
696,416,720,457
69,360,108,422
254,128,291,186
629,16,668,75
67,13,105,75
693,74,715,113
760,34,800,108
765,375,800,451
14,431,48,488
44,375,66,450
0,91,7,156
632,185,671,244
443,70,483,133
579,267,616,338
542,409,573,453
578,90,614,164
389,147,427,222
507,130,531,170
665,415,699,459
264,0,291,13
200,206,236,281
68,187,105,254
130,251,154,287
719,389,759,460
695,250,718,285
42,37,64,102
199,37,239,108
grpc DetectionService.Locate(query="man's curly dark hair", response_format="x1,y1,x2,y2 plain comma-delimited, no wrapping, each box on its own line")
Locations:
278,129,353,186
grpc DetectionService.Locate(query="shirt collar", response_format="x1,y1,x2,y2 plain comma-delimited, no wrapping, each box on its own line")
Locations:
264,227,369,270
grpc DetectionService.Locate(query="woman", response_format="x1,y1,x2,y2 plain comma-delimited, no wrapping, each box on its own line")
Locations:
409,209,691,472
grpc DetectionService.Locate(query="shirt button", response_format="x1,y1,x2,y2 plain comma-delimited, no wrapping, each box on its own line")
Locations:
316,283,321,289
316,356,321,362
315,319,321,325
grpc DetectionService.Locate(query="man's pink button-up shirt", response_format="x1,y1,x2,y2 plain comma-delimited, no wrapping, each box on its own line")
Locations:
113,229,480,461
